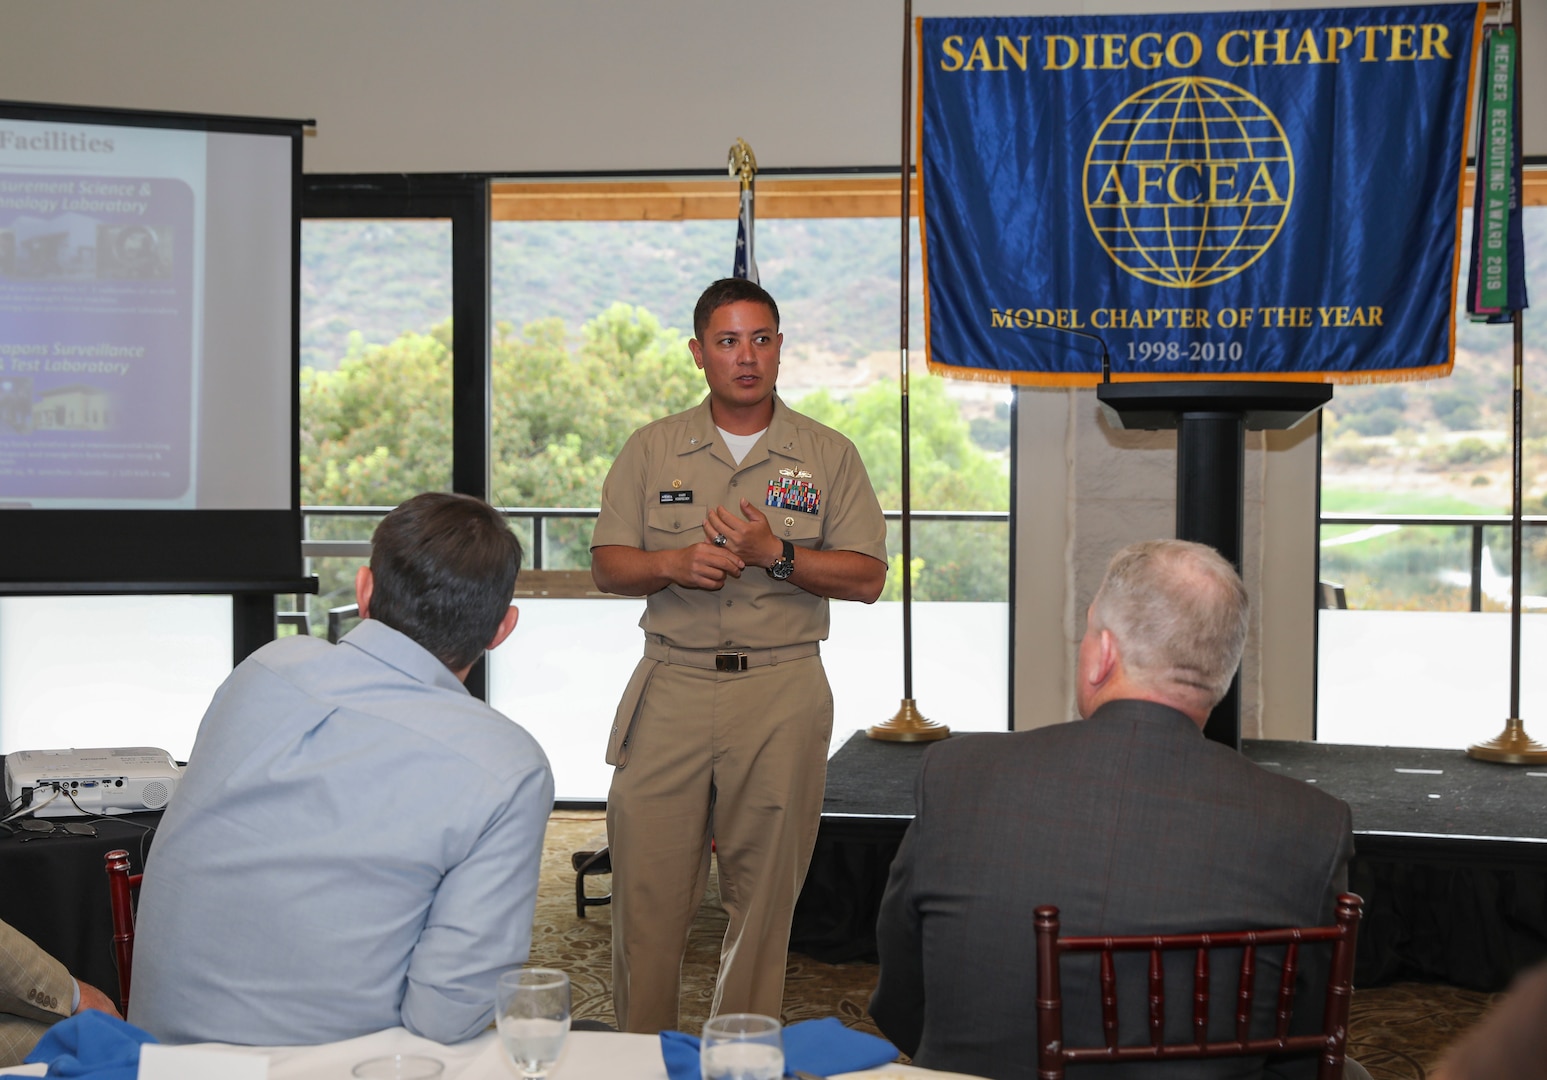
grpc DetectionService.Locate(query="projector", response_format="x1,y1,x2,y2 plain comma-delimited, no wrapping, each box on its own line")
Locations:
4,747,182,818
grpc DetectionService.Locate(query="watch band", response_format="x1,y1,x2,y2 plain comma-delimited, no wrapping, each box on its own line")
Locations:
767,538,796,580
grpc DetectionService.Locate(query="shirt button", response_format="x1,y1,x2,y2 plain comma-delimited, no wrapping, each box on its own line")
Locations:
724,639,733,646
726,600,734,607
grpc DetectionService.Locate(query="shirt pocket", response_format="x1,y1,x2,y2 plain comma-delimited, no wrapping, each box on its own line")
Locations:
766,509,823,546
646,504,706,546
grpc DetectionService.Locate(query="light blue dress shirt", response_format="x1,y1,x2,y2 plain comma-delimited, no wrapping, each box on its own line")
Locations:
129,619,553,1046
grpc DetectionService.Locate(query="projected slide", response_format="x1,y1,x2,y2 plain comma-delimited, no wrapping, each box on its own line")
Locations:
0,103,298,586
0,121,207,506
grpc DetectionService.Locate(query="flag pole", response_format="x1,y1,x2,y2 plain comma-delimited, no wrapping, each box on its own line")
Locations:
1468,0,1545,764
870,0,949,743
728,138,758,282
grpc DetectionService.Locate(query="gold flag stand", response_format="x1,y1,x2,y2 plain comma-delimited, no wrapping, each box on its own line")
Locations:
868,0,950,744
1468,718,1547,765
1466,2,1543,766
870,698,950,742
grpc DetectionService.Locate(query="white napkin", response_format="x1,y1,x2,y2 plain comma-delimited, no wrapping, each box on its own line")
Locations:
139,1043,270,1080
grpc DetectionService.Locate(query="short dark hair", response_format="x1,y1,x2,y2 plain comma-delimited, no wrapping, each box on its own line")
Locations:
366,492,523,671
693,278,781,340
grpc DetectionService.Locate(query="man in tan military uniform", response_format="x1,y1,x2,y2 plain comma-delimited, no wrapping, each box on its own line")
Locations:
591,278,887,1033
0,919,120,1065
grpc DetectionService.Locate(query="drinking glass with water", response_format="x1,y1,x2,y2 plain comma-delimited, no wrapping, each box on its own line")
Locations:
700,1013,784,1080
496,968,571,1079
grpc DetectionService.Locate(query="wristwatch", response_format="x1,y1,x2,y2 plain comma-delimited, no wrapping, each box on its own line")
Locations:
766,538,796,580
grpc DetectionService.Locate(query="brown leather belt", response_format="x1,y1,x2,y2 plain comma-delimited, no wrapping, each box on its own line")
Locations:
643,639,820,672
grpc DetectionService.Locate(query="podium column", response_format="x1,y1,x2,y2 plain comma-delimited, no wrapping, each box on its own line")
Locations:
1097,382,1332,750
1176,410,1246,746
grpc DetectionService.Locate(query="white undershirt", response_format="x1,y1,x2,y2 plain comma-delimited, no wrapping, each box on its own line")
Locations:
717,426,766,466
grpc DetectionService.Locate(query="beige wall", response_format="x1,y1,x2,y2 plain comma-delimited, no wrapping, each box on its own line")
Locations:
2,0,1524,738
2,1,1538,173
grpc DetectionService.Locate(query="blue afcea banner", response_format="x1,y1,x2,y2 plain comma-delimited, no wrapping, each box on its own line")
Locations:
919,5,1483,386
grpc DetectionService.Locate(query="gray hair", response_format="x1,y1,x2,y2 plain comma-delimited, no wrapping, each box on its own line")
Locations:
1089,539,1248,710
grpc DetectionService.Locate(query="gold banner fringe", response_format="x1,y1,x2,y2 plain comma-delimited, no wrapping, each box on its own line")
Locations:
924,360,1456,390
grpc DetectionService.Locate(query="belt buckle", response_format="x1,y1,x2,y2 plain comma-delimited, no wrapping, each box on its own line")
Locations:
715,652,749,673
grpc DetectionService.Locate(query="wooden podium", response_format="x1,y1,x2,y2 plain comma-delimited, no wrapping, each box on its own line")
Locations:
1096,381,1333,748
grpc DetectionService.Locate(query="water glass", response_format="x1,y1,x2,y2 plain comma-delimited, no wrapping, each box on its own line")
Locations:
496,968,571,1079
700,1013,784,1080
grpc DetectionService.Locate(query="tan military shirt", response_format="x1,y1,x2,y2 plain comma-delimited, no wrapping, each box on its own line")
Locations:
592,396,887,651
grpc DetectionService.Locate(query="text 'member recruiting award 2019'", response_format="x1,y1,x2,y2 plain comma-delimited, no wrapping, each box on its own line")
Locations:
917,4,1483,386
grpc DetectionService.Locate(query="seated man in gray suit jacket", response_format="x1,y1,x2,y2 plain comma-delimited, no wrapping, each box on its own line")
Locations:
869,539,1367,1080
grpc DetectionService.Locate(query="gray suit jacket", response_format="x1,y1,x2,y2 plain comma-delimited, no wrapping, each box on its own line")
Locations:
0,919,72,1066
869,700,1354,1080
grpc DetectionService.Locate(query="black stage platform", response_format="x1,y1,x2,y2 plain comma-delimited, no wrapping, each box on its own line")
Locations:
790,733,1547,990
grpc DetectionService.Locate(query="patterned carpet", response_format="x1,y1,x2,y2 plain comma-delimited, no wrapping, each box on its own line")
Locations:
529,812,1499,1078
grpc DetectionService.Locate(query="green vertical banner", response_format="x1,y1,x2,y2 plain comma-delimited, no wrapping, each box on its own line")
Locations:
1472,26,1515,314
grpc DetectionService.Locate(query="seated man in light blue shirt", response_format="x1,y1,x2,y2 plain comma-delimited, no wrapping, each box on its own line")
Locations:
130,492,554,1046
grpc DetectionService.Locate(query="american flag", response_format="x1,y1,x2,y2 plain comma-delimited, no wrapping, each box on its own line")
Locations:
732,187,758,283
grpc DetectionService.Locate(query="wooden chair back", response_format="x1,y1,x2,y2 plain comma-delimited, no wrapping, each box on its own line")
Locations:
103,848,143,1013
1035,893,1363,1080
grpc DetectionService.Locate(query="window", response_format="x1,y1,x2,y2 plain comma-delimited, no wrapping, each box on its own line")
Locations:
1317,169,1545,747
299,217,454,626
0,596,232,759
480,177,1012,799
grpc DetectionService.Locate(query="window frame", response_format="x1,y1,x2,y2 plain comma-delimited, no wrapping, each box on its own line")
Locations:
302,169,1016,734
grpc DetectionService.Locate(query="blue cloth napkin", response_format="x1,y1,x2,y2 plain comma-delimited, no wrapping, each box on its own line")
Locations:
24,1011,158,1080
661,1017,897,1079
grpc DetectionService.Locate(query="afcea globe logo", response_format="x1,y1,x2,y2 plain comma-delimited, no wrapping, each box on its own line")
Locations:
1083,77,1295,288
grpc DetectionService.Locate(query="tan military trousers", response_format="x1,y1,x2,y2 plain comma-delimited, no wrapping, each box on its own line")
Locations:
606,653,832,1033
